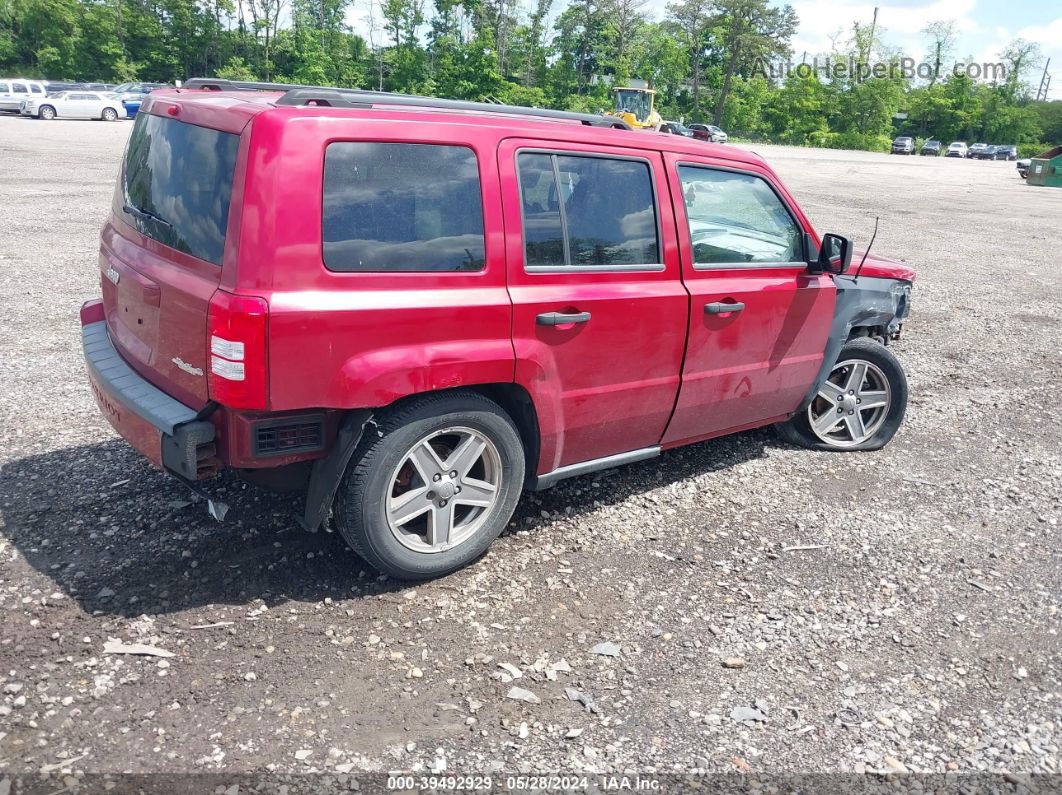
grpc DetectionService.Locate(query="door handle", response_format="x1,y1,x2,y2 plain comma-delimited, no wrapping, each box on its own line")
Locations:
704,301,745,314
536,311,591,326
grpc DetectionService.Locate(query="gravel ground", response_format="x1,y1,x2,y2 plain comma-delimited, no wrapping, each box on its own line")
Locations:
0,116,1060,784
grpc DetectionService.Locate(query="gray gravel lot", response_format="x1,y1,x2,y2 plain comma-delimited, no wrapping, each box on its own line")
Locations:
0,115,1059,780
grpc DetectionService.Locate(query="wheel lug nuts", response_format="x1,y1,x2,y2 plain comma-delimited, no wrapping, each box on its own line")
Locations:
433,473,441,482
837,407,843,413
848,410,854,415
455,486,462,493
856,398,861,404
438,500,448,507
449,470,457,478
426,491,435,499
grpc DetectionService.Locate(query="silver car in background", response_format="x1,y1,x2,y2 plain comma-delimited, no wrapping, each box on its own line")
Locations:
0,78,47,111
20,90,127,121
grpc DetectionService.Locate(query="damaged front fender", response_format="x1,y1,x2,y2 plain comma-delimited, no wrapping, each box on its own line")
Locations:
798,275,912,412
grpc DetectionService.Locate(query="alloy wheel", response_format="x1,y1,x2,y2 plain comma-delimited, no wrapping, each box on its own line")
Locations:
807,358,891,447
385,426,503,554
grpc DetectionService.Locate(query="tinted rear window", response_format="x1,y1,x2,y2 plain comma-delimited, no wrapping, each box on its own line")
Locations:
322,142,485,272
121,113,239,266
517,152,660,268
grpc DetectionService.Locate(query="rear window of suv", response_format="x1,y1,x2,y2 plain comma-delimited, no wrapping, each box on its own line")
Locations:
322,142,486,272
121,113,239,265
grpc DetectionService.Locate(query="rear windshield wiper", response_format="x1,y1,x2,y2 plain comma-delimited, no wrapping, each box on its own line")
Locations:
123,203,173,228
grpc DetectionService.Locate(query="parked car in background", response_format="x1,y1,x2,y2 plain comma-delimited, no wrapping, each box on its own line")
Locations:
83,82,116,91
688,123,728,143
993,145,1018,161
80,78,915,580
919,140,942,156
891,136,915,155
113,82,168,117
971,144,998,160
44,81,83,95
945,142,968,158
660,121,693,137
20,90,126,121
1017,158,1031,178
968,143,989,158
0,78,47,112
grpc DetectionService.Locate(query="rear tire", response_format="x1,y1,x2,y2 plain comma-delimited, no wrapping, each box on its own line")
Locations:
776,338,907,452
101,107,117,121
335,392,525,580
39,105,56,120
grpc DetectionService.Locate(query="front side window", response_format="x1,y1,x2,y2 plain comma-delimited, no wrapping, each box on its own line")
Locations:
678,166,802,266
517,152,660,268
323,142,485,272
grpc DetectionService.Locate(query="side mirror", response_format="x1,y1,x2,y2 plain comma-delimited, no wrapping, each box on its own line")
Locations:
816,233,852,274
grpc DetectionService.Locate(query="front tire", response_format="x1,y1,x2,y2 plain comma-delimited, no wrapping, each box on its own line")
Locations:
38,105,56,120
776,338,907,451
335,392,525,580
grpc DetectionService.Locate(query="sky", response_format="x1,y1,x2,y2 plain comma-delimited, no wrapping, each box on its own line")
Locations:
345,0,1059,100
782,0,1058,97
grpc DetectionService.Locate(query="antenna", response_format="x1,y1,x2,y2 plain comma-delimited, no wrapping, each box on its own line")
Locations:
853,216,880,282
1037,58,1051,102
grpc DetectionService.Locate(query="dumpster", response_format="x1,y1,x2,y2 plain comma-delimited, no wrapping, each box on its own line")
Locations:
1026,145,1062,187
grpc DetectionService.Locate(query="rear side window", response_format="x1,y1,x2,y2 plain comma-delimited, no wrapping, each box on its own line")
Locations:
121,113,239,266
13,84,27,94
323,143,485,272
517,152,659,268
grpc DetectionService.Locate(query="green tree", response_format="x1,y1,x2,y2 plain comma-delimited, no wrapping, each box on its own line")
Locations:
710,0,796,124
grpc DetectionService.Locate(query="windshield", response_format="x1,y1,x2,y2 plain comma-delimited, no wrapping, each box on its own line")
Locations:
121,113,240,265
614,89,652,123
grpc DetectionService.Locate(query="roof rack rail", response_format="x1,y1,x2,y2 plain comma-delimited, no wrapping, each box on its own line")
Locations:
181,77,631,130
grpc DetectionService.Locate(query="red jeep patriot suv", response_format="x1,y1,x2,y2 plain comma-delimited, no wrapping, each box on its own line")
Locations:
81,79,915,579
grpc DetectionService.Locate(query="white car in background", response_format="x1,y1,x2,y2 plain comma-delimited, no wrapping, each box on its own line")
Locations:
19,90,127,121
945,141,968,158
0,78,47,112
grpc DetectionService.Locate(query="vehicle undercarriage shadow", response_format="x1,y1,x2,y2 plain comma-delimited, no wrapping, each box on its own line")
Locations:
0,429,780,618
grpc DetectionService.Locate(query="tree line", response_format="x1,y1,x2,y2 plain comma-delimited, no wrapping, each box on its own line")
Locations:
1,0,1059,151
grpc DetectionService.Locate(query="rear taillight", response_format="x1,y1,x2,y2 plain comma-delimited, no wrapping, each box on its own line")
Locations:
207,291,268,410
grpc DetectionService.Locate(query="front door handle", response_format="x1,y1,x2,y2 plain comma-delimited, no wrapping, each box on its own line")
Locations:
536,311,591,326
704,301,745,314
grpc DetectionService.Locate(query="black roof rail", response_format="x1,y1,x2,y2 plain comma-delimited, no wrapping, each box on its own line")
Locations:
181,77,631,130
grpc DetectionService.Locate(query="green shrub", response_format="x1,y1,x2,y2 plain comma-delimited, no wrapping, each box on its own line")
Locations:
809,131,891,152
1018,143,1052,158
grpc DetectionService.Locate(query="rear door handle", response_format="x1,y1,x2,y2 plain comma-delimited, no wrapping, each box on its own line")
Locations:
536,311,591,326
704,301,745,314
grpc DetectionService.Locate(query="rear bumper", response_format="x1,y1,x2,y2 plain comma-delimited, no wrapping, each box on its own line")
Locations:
81,301,218,480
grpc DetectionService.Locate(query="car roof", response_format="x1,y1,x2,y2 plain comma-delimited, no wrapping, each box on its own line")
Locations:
146,88,768,169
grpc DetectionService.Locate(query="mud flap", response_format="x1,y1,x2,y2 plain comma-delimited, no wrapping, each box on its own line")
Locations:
299,409,374,532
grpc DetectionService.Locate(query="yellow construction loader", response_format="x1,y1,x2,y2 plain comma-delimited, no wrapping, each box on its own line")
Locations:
607,87,662,130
